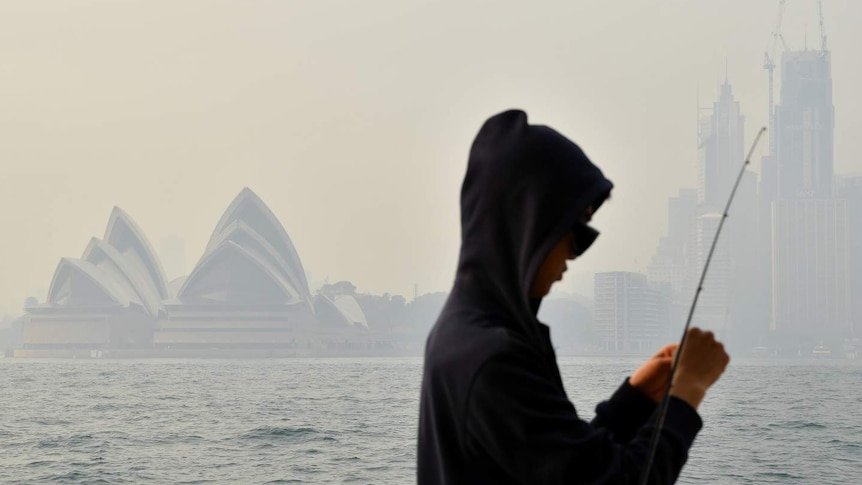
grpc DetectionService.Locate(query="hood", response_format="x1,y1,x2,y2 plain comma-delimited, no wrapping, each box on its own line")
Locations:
455,109,612,344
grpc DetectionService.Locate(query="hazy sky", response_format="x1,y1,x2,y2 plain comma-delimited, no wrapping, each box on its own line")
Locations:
2,0,861,313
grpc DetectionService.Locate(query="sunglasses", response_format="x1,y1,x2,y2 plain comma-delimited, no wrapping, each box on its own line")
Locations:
570,223,600,257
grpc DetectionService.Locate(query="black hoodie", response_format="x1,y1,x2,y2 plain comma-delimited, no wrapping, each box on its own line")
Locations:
417,110,702,484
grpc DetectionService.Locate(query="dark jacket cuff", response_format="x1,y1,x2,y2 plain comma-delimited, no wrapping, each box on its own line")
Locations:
592,378,658,442
660,396,704,449
618,378,657,409
607,378,658,425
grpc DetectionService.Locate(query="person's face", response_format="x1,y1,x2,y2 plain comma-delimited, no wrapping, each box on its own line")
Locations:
529,206,594,299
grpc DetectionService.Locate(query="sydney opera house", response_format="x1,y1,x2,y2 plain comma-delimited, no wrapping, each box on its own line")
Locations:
16,188,377,358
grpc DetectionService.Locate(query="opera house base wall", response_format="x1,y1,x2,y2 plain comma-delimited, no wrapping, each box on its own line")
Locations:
11,341,419,359
22,311,155,351
11,348,318,359
12,319,419,358
24,319,110,348
153,306,319,350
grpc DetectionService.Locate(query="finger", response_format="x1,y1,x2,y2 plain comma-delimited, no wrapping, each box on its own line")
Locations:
661,343,679,357
643,358,673,378
654,343,678,358
655,357,673,371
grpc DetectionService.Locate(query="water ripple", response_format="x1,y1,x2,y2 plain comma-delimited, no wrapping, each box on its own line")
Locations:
0,357,859,483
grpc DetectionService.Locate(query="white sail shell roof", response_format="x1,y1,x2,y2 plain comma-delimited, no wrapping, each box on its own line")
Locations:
82,238,164,316
205,188,310,300
47,258,135,308
104,207,169,300
42,208,168,313
206,220,303,301
37,191,315,316
333,295,368,328
178,241,299,305
314,294,368,328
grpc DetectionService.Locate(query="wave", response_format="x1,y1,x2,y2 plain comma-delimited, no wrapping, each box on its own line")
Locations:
241,426,336,443
827,439,862,449
768,420,827,430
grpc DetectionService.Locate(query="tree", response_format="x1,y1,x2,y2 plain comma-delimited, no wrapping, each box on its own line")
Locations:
403,292,449,334
317,281,357,299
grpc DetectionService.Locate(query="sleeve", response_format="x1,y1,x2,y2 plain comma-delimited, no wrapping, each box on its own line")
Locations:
464,352,702,485
591,378,658,444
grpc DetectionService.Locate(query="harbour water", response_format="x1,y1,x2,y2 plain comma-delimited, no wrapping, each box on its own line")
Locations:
1,357,859,483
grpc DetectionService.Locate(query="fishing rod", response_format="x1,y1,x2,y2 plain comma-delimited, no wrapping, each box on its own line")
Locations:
639,126,767,485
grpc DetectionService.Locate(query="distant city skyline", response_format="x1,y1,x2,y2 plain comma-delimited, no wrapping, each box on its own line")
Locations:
1,1,861,318
639,18,857,352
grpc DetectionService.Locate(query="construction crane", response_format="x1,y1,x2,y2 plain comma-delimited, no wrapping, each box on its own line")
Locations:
763,0,788,155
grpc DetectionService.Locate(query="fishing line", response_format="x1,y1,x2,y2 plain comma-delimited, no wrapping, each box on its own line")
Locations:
639,126,766,484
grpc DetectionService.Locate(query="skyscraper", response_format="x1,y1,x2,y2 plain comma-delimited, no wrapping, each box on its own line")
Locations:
771,198,851,336
593,272,669,353
775,50,834,198
695,212,731,333
727,171,768,344
699,80,746,210
770,46,848,341
693,79,760,344
648,189,698,335
836,175,862,337
647,78,761,350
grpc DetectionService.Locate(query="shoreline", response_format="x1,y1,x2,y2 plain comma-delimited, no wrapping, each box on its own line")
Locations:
4,348,858,361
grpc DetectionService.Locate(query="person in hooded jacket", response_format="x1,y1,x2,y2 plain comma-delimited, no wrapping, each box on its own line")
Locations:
417,110,730,484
